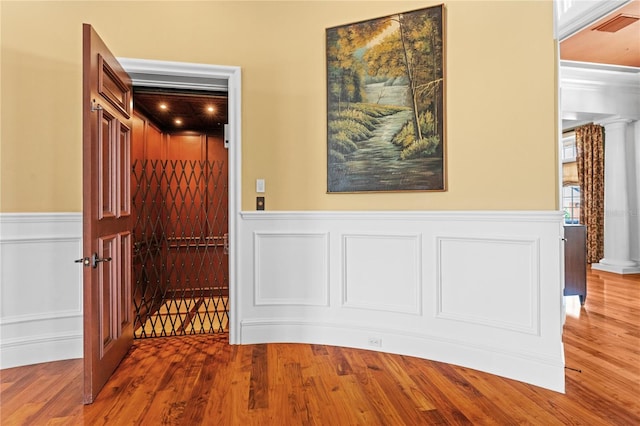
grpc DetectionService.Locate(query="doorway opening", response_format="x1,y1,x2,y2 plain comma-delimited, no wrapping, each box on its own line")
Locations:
118,57,241,344
131,88,229,338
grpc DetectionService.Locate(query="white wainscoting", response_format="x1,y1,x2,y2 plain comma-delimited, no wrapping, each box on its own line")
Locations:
0,210,566,393
0,213,83,369
238,211,566,392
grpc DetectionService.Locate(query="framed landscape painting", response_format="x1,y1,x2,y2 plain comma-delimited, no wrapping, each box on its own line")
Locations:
326,5,445,193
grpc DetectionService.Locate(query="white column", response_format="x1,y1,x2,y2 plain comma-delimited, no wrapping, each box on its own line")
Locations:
592,118,640,274
632,120,640,264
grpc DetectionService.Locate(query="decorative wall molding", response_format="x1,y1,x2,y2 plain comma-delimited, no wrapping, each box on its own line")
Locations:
561,62,640,91
436,235,540,335
0,213,83,369
561,62,640,125
238,210,565,392
1,210,565,393
241,210,564,223
254,232,329,306
342,233,421,315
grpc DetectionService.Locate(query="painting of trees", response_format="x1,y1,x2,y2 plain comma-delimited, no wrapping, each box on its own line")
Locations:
326,5,444,192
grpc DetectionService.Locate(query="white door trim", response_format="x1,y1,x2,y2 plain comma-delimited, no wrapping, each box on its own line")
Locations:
117,58,242,344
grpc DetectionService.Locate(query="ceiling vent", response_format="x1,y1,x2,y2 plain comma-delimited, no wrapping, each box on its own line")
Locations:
592,14,639,33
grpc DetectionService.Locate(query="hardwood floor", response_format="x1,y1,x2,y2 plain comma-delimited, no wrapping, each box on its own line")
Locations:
1,268,639,425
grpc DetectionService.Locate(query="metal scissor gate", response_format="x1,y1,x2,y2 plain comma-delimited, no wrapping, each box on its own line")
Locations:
131,159,229,338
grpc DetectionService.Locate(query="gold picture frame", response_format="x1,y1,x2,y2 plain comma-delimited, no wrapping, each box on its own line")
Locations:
326,5,446,193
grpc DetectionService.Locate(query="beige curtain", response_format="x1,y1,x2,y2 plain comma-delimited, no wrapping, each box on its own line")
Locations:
575,124,604,264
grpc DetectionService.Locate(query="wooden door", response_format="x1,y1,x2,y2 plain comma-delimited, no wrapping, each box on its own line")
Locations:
81,24,133,404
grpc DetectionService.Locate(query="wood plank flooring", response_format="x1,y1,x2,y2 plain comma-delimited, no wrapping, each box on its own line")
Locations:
1,268,639,425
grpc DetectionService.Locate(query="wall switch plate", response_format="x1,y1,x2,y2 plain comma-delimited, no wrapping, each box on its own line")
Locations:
256,179,265,193
256,196,265,210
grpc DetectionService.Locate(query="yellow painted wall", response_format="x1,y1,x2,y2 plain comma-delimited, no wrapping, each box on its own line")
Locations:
0,0,558,212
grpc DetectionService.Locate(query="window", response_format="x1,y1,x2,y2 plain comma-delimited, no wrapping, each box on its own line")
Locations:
562,133,576,162
562,185,580,224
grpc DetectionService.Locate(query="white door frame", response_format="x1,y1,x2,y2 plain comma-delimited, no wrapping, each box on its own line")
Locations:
118,58,242,344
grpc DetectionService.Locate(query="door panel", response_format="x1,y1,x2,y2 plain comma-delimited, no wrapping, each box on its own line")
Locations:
100,109,117,219
120,232,133,326
99,235,117,353
98,53,131,118
119,123,131,216
82,23,133,404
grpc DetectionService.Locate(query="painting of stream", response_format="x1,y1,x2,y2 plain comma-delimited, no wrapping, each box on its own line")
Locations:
326,5,444,192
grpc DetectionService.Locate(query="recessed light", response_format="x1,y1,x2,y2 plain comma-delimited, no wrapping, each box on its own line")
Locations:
159,103,168,110
207,106,215,113
175,119,182,125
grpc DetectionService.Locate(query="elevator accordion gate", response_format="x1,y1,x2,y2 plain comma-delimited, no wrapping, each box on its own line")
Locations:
131,159,229,338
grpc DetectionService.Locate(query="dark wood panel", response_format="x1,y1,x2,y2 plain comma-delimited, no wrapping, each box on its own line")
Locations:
133,88,227,134
83,24,134,403
564,225,587,304
98,54,131,118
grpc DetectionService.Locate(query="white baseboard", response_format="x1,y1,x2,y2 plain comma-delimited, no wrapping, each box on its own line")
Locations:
240,318,565,393
591,261,640,275
0,332,82,369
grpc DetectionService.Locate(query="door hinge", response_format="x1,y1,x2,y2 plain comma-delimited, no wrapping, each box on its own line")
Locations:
91,99,104,112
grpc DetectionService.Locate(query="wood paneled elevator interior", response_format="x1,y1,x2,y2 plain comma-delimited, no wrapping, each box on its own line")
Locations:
130,88,229,338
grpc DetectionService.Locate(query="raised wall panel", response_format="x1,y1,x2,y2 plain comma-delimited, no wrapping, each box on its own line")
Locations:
239,211,564,392
0,238,82,318
342,234,421,314
254,232,329,306
167,134,206,161
0,214,83,369
436,236,539,334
